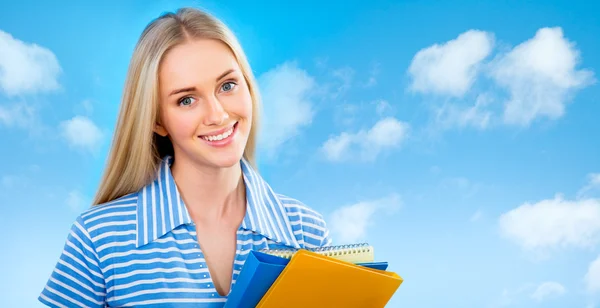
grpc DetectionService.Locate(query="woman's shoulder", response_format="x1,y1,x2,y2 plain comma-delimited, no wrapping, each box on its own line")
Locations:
276,193,325,220
275,193,332,248
80,192,139,220
76,192,139,236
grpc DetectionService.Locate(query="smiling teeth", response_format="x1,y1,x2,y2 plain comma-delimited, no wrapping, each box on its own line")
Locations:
202,127,234,141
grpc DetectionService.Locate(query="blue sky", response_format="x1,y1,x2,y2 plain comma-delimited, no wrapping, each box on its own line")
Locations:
1,0,599,307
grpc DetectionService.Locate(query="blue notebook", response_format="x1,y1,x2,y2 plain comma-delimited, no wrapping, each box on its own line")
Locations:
224,249,388,308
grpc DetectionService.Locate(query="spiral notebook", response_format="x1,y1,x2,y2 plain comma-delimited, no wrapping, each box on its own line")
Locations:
259,243,376,264
224,243,402,308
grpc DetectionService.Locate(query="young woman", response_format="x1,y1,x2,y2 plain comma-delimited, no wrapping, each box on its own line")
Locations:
39,7,331,307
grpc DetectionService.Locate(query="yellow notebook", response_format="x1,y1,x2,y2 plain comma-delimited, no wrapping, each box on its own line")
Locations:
259,243,375,264
256,248,403,308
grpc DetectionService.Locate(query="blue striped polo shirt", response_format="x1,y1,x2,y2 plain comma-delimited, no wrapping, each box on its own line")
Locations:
39,156,332,307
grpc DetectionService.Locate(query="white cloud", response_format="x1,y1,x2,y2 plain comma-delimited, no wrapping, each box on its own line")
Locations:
0,102,36,129
258,61,315,156
330,67,354,99
374,99,393,116
578,173,600,198
333,99,395,128
433,94,493,130
329,194,401,244
408,30,494,97
322,117,410,162
66,190,88,212
364,63,379,88
498,194,600,251
489,27,595,126
60,115,104,153
490,283,537,307
322,133,353,161
410,27,594,131
586,255,600,294
530,281,566,301
0,30,61,96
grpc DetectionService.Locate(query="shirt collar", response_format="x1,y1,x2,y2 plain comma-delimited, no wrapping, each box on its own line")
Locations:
135,155,301,249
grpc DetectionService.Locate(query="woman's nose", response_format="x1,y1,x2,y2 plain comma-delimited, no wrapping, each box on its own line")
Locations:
203,95,229,126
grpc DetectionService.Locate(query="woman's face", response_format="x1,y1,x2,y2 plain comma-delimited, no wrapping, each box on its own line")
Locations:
156,38,253,169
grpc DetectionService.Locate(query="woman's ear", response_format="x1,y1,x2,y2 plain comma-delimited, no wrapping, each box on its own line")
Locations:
154,123,168,137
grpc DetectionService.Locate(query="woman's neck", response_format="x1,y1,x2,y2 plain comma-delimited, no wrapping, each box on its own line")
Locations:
170,156,245,224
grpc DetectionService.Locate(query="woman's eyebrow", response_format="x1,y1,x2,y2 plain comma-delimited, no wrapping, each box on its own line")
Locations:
215,68,235,82
169,87,196,97
168,69,237,97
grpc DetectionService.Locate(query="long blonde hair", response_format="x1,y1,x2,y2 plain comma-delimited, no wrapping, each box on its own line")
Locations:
92,7,261,206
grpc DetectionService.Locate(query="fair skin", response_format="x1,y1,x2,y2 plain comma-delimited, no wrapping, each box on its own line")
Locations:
155,37,253,296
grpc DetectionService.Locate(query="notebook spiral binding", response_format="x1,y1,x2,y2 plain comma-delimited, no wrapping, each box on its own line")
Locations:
259,243,374,260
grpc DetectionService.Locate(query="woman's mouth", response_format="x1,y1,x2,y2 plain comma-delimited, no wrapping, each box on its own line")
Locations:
198,122,238,147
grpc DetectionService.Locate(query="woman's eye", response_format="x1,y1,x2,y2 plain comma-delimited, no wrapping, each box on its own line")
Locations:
221,81,237,92
178,96,195,106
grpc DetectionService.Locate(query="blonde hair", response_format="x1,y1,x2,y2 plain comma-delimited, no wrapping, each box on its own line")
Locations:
92,7,261,206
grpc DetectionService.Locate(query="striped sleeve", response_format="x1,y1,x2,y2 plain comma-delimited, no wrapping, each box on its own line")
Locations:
320,223,333,247
39,215,106,308
278,194,333,248
301,211,331,248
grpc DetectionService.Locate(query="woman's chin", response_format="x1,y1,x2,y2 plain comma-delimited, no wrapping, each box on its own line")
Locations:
210,157,241,168
200,149,246,168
